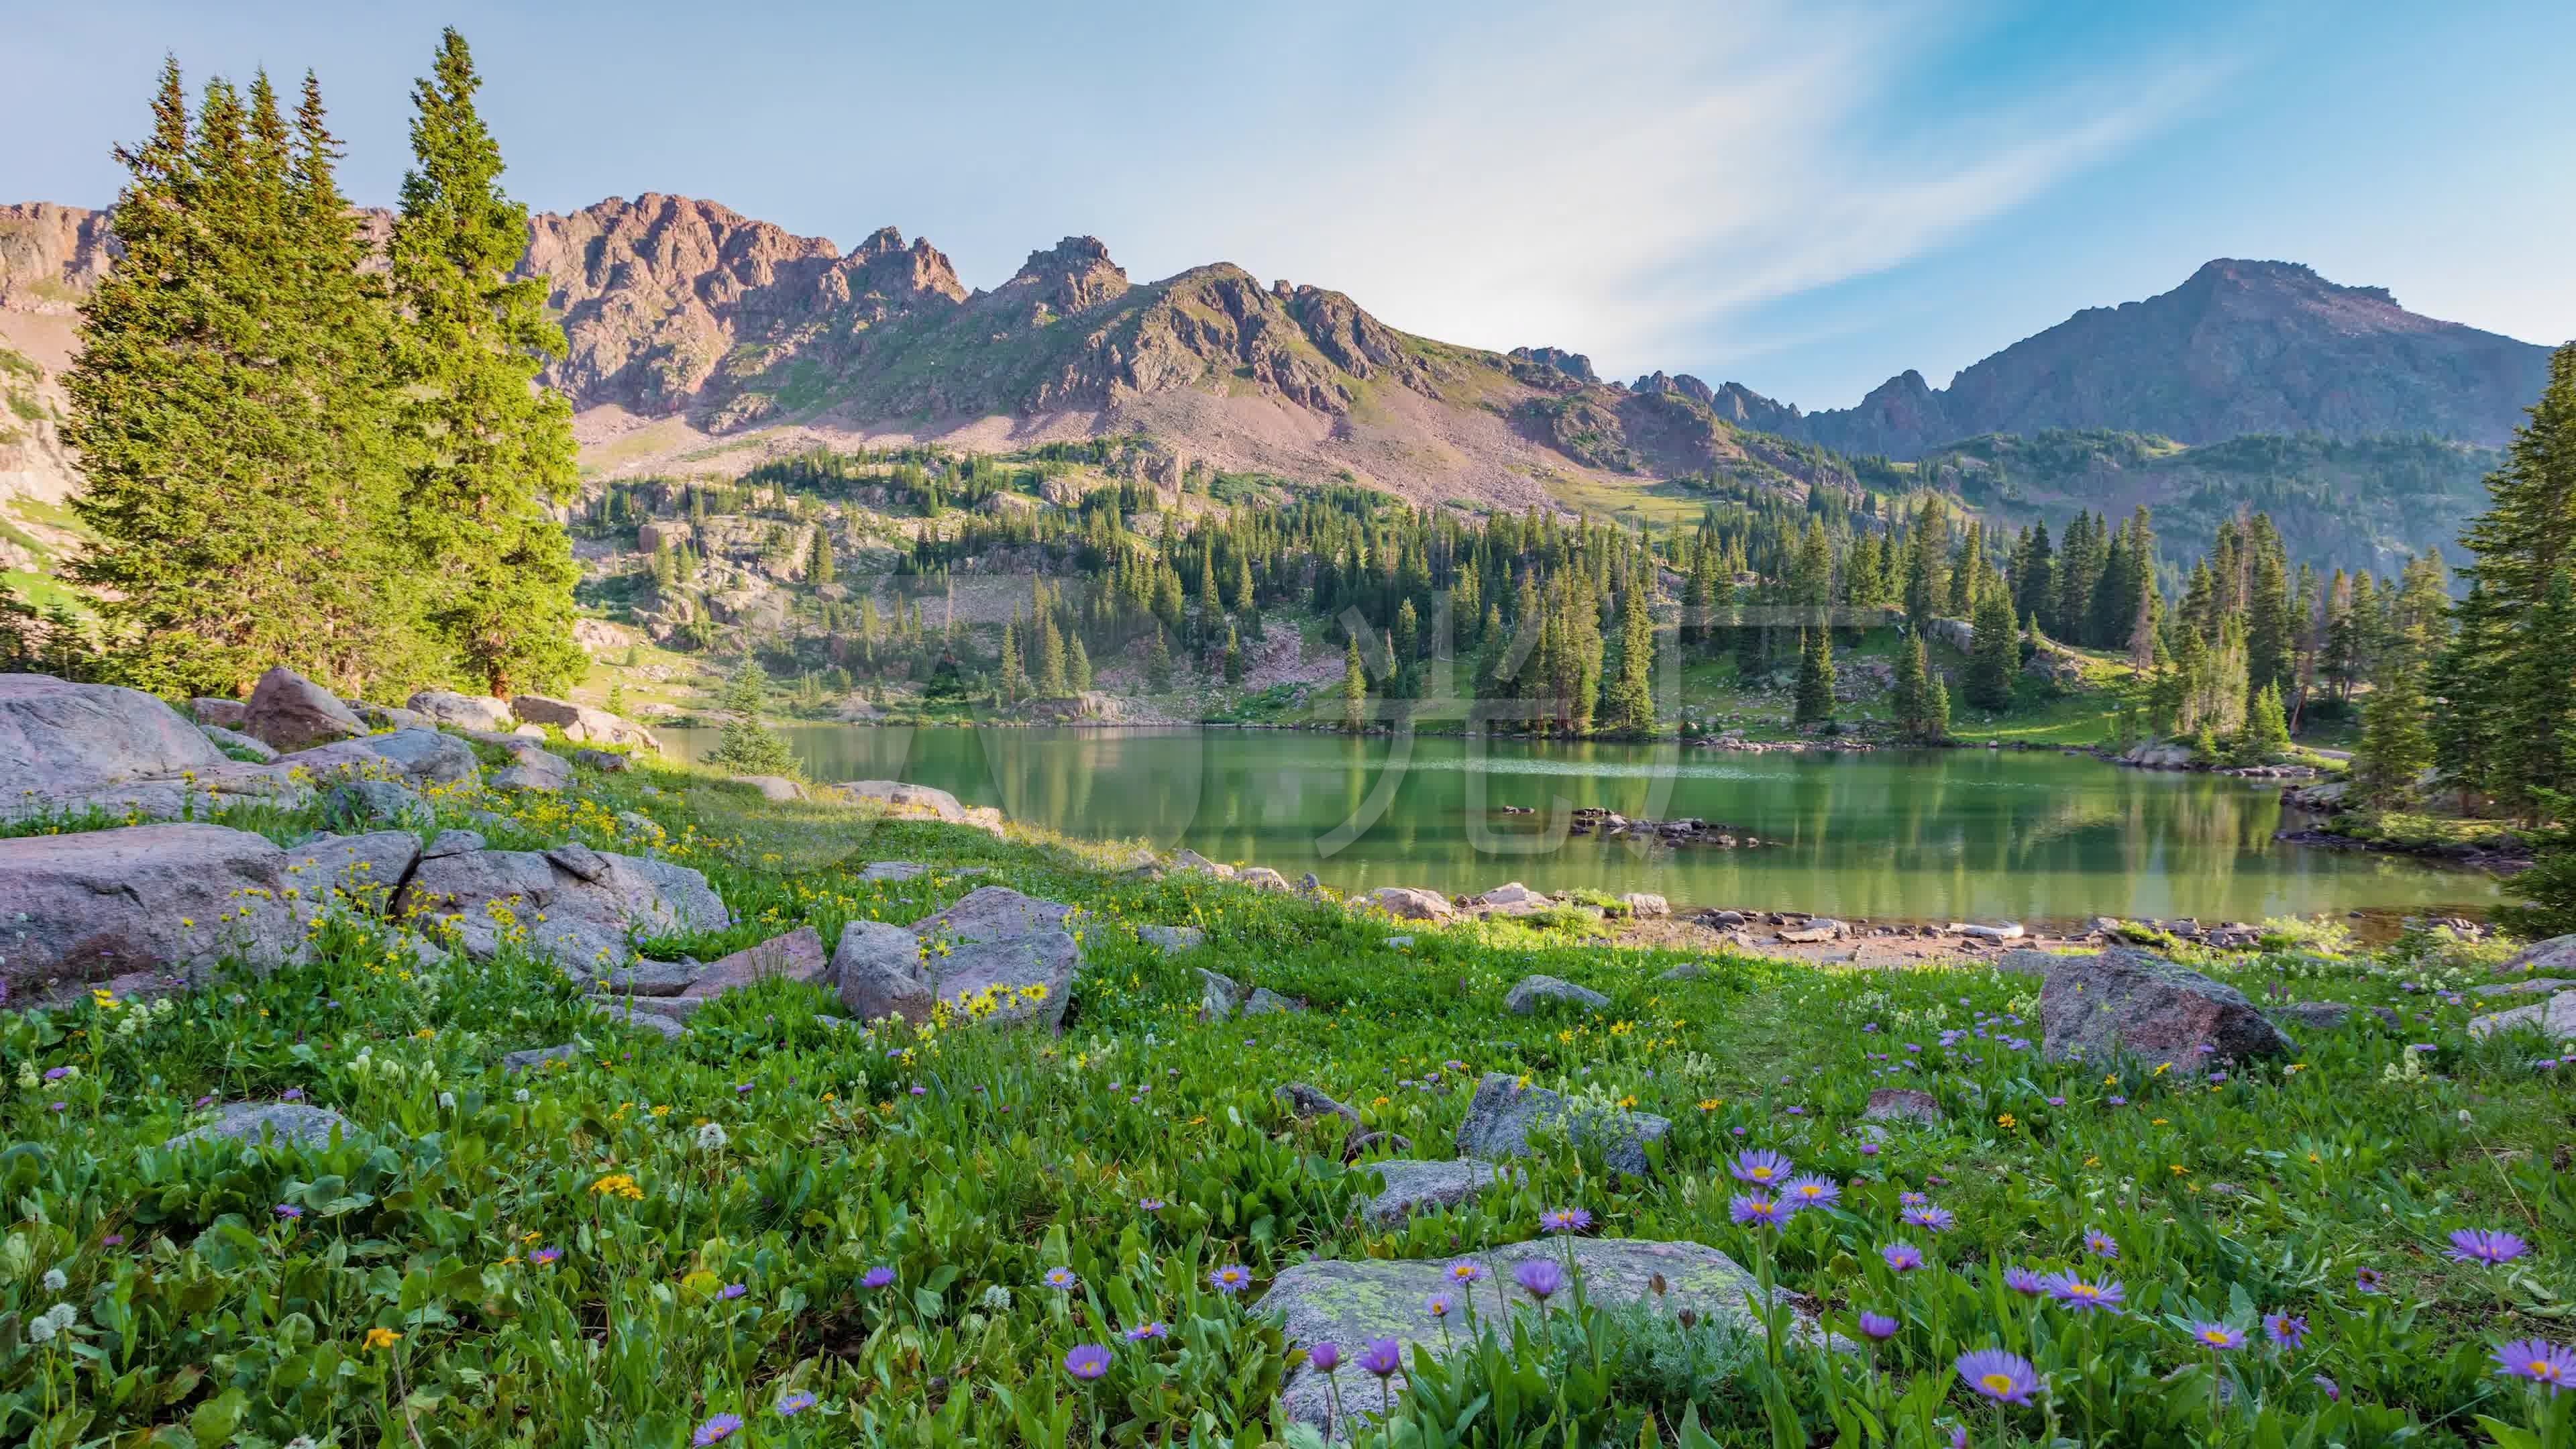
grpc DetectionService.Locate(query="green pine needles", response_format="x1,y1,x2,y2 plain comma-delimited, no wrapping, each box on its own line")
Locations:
64,32,582,700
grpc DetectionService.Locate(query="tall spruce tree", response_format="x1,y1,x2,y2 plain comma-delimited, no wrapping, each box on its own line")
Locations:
1342,634,1367,732
68,64,413,696
1964,582,2019,711
1793,628,1835,726
1603,578,1656,737
391,29,584,696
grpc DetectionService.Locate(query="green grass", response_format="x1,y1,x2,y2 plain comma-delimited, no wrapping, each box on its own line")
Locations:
3,733,2568,1446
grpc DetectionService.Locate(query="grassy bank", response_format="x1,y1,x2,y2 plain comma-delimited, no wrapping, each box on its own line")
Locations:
1,744,2568,1448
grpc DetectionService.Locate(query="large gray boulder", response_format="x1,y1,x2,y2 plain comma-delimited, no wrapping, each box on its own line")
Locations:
836,780,971,822
1358,1159,1512,1229
281,831,424,915
394,847,728,975
199,724,276,761
1259,1239,1780,1437
319,780,432,833
1454,1071,1670,1176
676,925,827,999
509,694,661,751
406,690,515,732
1,674,229,802
1138,924,1206,954
1197,967,1248,1022
490,745,573,794
2470,987,2576,1042
0,824,311,996
1504,974,1609,1015
283,729,480,788
166,1102,356,1152
2039,946,2292,1067
246,667,364,752
730,774,806,802
908,885,1073,945
834,920,935,1024
1369,886,1454,921
2498,935,2576,979
191,697,248,729
924,932,1079,1030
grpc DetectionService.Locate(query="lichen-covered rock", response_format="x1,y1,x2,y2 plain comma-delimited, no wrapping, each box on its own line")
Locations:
836,780,973,822
1,674,230,806
1504,974,1609,1015
587,998,687,1040
573,748,635,773
1369,886,1454,921
509,694,661,751
1862,1089,1944,1127
680,925,827,999
1357,1159,1512,1229
191,697,248,729
859,860,928,883
422,829,485,860
2471,988,2576,1042
1258,1238,1783,1437
2497,936,2576,979
501,1042,582,1073
166,1102,355,1151
245,666,364,751
909,885,1073,945
2039,946,2292,1067
200,723,276,761
1275,1082,1363,1127
1454,1071,1670,1176
730,774,806,802
282,728,480,788
922,932,1079,1031
407,690,517,732
1169,849,1236,879
598,958,701,998
2271,1000,2400,1031
834,920,934,1024
1619,892,1670,918
491,748,573,794
1242,987,1301,1016
320,780,432,833
0,824,315,996
1197,967,1246,1022
1239,867,1289,892
394,847,728,975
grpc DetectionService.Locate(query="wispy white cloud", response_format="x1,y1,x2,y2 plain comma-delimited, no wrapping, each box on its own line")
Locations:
1102,0,2229,389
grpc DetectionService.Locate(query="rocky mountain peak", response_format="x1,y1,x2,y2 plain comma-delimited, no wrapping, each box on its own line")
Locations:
1509,345,1599,386
0,202,118,313
989,236,1129,317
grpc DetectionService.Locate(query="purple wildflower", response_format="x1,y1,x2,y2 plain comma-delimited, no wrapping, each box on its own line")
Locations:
2002,1266,2047,1297
1729,1148,1792,1185
1063,1344,1112,1381
1513,1258,1564,1301
1730,1193,1790,1230
272,1203,303,1220
1444,1260,1487,1285
775,1391,817,1416
692,1413,743,1446
2084,1228,2118,1258
42,1067,69,1081
1209,1264,1251,1295
1540,1207,1593,1234
2313,1374,2340,1401
1858,1311,1899,1341
1880,1242,1924,1273
1783,1174,1841,1209
1424,1291,1456,1320
2046,1275,2125,1313
2449,1229,2530,1266
2355,1267,2384,1293
861,1266,895,1289
2263,1313,2308,1350
716,1282,746,1301
1358,1338,1403,1377
1309,1341,1341,1372
1139,1197,1165,1212
1124,1321,1168,1341
531,1247,561,1266
1902,1205,1955,1234
2494,1338,2576,1393
1955,1349,2040,1404
2191,1322,2246,1350
1044,1266,1077,1290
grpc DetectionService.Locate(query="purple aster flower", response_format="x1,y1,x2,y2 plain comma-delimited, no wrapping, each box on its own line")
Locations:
861,1266,895,1289
1308,1340,1341,1373
1729,1148,1792,1185
193,1094,216,1108
1209,1264,1251,1295
1124,1321,1168,1341
1947,1429,1970,1449
734,1082,754,1095
692,1413,743,1446
2355,1267,2384,1293
2313,1374,2339,1401
2494,1338,2576,1394
2191,1322,2246,1351
531,1247,561,1266
716,1282,746,1301
1444,1260,1487,1285
1783,1174,1840,1209
909,1085,926,1096
1358,1338,1404,1378
2106,1095,2127,1106
1858,1141,1880,1157
2002,1266,2047,1297
1424,1291,1457,1320
1902,1205,1955,1234
1139,1197,1165,1213
1955,1349,2040,1404
1044,1266,1077,1289
775,1391,817,1417
2084,1228,2119,1259
42,1066,70,1081
1539,1207,1593,1234
103,1234,124,1247
1880,1242,1924,1273
1063,1344,1112,1381
1899,1191,1928,1208
1730,1193,1790,1230
272,1203,303,1220
2046,1275,2125,1313
2449,1229,2529,1266
1513,1258,1564,1301
1858,1311,1899,1342
2263,1313,2308,1350
279,1087,305,1102
2045,1096,2065,1106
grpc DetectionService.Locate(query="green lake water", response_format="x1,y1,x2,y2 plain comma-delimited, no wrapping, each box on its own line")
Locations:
660,725,2500,926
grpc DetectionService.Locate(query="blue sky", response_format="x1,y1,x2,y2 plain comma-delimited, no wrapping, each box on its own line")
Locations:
5,0,2569,409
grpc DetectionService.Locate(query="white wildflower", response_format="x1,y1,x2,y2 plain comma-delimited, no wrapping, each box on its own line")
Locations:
438,1091,458,1110
696,1122,729,1151
981,1285,1012,1311
513,1088,531,1104
25,1316,53,1345
42,1302,76,1332
42,1268,66,1292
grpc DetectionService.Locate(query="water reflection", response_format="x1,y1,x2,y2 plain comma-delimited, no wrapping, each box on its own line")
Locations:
663,726,2498,925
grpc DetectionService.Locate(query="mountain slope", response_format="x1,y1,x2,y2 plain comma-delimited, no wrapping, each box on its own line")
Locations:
1756,259,2552,458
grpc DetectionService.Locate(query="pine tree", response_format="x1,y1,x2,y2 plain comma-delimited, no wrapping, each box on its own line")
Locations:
2496,568,2576,822
1890,634,1947,742
1793,628,1835,726
67,64,415,696
1603,580,1656,737
1144,627,1174,692
1342,634,1368,732
2237,682,2292,764
997,616,1024,702
1069,635,1092,693
392,30,584,697
1222,625,1244,686
1902,496,1950,624
2353,662,2436,808
1964,582,2019,712
1038,613,1069,696
808,526,835,585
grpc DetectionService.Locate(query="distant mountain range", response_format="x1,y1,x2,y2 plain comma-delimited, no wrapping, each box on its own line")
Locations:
2,193,2559,580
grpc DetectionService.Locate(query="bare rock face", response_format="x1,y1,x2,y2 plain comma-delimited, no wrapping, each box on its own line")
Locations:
834,920,934,1024
1620,892,1670,918
909,885,1073,945
1196,967,1246,1022
1358,1159,1514,1229
2469,987,2576,1042
1454,1071,1669,1177
191,698,248,729
681,924,827,1000
1137,924,1205,954
924,932,1079,1031
0,824,311,996
509,694,661,751
0,674,229,805
284,729,480,788
1369,886,1454,921
406,690,515,732
200,724,276,761
729,774,806,802
2038,946,2292,1067
2497,935,2576,979
394,847,729,975
166,1102,356,1152
245,667,364,752
1258,1238,1784,1438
